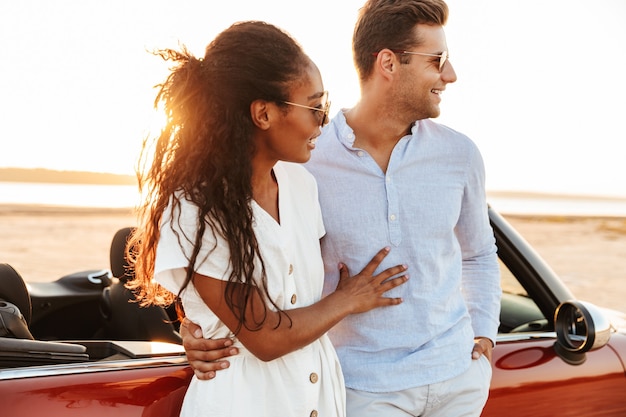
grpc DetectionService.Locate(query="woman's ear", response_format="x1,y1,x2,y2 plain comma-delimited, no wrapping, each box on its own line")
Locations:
250,99,272,130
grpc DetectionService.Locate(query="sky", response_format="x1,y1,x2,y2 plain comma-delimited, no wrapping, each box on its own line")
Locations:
1,0,625,198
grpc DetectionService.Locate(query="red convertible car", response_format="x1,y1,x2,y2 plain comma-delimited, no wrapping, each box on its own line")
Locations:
1,206,625,416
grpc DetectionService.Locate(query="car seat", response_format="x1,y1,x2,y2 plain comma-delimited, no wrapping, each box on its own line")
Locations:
99,227,182,344
0,263,34,339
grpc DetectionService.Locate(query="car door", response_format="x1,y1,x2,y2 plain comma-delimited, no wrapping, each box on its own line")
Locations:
0,343,192,417
484,334,626,416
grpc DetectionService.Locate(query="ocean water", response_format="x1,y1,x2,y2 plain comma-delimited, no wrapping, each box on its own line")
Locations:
1,182,626,217
488,196,626,217
0,182,141,209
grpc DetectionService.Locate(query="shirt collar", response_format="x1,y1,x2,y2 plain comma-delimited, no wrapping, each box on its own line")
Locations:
332,110,421,148
332,109,357,148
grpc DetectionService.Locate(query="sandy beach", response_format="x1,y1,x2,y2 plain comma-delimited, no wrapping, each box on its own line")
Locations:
1,204,624,313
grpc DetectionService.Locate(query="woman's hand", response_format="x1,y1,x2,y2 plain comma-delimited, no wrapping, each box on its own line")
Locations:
334,246,408,314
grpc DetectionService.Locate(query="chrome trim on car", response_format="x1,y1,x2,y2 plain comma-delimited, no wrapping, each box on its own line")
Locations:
496,332,557,343
0,355,189,380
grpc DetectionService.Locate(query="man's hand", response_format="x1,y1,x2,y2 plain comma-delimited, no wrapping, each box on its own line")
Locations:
472,336,493,362
180,318,239,380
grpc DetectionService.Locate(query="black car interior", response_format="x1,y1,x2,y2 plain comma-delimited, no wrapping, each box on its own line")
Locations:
0,227,182,368
99,227,181,344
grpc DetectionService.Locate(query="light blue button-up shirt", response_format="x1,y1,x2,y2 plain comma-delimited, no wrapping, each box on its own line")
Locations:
304,111,501,392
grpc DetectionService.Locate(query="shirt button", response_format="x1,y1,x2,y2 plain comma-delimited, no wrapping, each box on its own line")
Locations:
357,151,364,157
291,294,297,304
309,372,318,383
288,264,293,275
389,214,397,221
310,411,318,417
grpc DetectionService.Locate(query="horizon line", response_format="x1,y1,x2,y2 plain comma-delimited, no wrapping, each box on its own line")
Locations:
1,166,625,201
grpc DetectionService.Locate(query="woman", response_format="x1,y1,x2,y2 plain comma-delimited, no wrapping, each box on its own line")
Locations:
127,21,408,417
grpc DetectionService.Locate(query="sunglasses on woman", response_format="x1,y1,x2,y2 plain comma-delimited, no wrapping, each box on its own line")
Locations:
282,92,331,127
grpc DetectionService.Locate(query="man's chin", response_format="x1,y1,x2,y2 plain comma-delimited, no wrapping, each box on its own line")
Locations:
429,106,441,119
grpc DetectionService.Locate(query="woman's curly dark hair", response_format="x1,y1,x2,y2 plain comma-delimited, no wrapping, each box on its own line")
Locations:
126,21,313,334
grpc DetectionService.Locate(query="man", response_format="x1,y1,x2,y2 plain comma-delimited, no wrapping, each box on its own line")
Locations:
180,1,501,415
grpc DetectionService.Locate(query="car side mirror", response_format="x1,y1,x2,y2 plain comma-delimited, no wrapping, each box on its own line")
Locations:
553,300,612,365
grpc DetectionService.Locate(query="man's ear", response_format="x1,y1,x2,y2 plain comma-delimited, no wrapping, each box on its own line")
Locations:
374,49,396,79
250,99,272,130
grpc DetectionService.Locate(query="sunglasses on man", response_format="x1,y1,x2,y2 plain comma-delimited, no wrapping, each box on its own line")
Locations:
373,50,449,72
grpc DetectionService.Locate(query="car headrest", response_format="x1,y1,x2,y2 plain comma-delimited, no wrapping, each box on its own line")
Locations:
0,263,32,325
110,227,136,283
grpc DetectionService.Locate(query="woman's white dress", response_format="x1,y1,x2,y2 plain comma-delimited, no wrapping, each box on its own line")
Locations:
154,161,346,417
